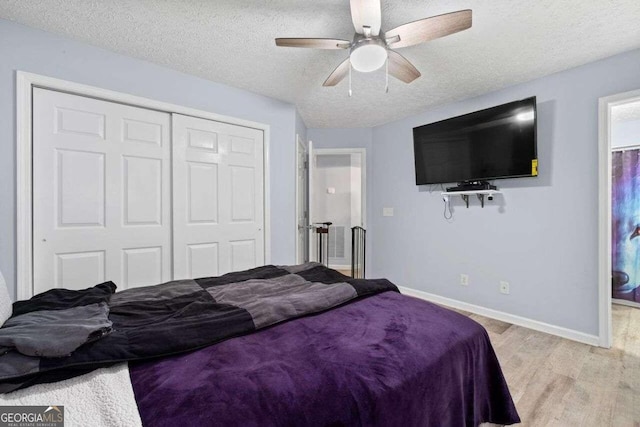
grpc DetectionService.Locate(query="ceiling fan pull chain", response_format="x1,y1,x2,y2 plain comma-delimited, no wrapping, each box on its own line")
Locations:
385,56,389,93
349,61,353,97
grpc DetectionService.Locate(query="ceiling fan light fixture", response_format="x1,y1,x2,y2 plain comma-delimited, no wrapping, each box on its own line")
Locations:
275,3,472,88
350,43,387,73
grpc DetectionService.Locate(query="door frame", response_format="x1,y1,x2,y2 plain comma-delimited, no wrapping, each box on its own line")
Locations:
309,147,367,266
16,71,271,300
294,134,308,264
598,87,640,348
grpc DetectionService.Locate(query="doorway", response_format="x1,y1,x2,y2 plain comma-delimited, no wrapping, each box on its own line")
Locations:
599,88,640,348
611,101,640,309
310,148,366,271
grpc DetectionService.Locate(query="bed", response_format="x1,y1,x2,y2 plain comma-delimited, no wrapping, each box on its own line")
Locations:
0,263,519,426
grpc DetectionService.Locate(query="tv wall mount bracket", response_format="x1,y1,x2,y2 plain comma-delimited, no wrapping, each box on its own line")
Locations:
441,190,501,208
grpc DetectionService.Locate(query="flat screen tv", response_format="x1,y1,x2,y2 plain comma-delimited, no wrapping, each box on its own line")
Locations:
413,96,537,185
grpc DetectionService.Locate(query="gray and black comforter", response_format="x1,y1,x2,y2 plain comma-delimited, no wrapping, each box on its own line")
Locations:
0,263,397,393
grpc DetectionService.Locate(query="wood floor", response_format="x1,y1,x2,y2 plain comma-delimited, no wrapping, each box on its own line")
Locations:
461,304,640,426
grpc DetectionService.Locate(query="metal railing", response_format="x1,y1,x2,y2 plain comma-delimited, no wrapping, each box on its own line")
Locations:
351,226,366,278
312,222,332,266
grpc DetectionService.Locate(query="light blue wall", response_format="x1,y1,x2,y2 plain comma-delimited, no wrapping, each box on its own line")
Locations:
370,48,640,336
309,128,372,152
295,110,307,144
311,48,640,336
0,19,302,300
307,128,373,276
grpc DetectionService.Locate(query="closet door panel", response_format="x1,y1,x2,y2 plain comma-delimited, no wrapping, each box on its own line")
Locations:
187,243,220,279
173,114,264,279
122,155,163,226
230,166,256,222
55,250,105,290
187,162,219,223
33,89,172,294
56,149,106,227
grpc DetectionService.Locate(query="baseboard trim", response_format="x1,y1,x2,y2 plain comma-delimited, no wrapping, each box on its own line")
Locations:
612,298,640,309
398,286,600,347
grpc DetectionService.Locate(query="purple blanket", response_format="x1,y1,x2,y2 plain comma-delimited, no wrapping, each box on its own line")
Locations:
130,291,520,426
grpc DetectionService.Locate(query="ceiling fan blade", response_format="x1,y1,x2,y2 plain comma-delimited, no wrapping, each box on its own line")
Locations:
323,58,351,87
385,9,472,49
387,50,421,83
350,0,382,36
275,38,350,49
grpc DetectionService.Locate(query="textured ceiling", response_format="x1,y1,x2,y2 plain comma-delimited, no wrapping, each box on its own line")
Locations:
1,1,639,128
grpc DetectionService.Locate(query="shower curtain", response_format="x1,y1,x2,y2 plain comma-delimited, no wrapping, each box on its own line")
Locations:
612,149,640,303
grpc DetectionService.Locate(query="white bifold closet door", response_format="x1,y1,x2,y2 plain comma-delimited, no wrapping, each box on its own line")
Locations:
172,114,264,279
33,88,172,294
33,89,265,296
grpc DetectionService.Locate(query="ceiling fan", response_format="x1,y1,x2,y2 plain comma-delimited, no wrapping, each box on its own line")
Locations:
275,1,472,89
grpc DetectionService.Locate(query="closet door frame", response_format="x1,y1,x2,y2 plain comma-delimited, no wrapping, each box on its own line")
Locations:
16,71,271,300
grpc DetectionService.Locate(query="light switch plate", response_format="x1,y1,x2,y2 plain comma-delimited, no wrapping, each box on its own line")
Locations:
383,207,394,217
460,274,469,286
327,187,335,194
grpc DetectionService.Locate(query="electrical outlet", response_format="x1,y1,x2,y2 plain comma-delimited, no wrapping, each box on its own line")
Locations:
500,281,510,295
460,274,469,286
